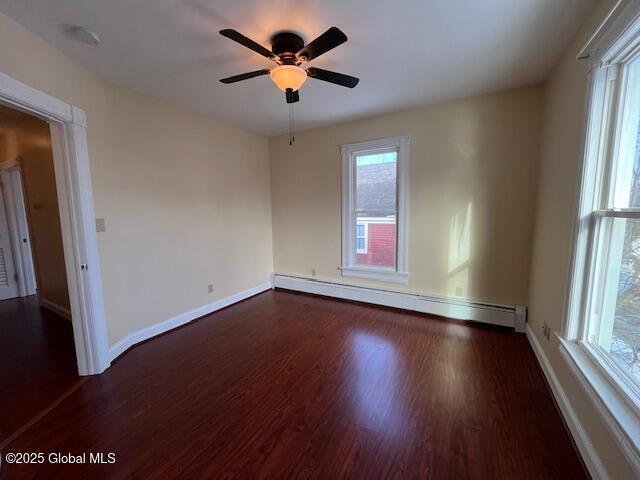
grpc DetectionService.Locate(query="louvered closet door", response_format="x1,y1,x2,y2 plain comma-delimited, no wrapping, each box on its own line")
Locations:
0,187,19,301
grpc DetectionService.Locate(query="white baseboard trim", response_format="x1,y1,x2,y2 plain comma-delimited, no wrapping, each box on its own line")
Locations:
108,281,272,362
39,298,71,320
525,324,608,480
273,273,525,330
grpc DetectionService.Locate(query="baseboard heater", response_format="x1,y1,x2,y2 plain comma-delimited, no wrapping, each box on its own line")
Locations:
272,273,526,332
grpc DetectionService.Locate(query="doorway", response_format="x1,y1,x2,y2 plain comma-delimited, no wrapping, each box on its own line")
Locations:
0,71,110,378
0,109,65,308
0,103,81,443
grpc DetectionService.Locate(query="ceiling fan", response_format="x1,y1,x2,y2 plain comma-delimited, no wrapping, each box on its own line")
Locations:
219,27,359,104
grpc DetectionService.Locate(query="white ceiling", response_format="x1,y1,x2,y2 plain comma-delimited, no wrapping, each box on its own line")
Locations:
0,0,595,136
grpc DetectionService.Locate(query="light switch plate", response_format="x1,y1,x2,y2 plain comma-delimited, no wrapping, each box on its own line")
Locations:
96,218,106,233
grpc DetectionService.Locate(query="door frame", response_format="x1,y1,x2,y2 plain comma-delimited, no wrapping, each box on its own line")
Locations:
0,72,110,375
0,178,19,300
0,160,37,297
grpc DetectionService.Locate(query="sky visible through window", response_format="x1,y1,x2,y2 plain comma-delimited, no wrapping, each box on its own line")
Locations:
356,152,397,166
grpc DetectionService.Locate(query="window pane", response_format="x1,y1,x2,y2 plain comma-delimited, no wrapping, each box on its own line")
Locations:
356,224,365,236
590,217,640,384
612,59,640,208
357,237,365,251
355,151,397,267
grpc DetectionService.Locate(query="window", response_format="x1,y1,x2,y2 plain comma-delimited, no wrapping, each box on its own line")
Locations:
581,55,640,391
563,5,640,461
576,56,640,391
356,223,368,254
341,136,409,283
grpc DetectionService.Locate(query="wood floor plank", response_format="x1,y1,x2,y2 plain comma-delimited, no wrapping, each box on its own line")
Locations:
1,290,587,479
0,296,79,443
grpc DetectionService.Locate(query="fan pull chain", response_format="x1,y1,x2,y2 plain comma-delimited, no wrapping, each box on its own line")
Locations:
288,103,295,146
291,102,295,145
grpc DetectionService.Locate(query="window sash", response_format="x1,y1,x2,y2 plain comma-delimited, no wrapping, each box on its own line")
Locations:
593,209,640,218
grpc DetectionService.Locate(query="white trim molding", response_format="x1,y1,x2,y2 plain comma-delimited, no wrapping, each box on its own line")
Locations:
560,338,640,477
340,135,410,284
273,273,525,330
339,266,409,284
0,72,110,375
39,298,72,320
525,325,609,480
579,0,640,64
0,73,72,123
109,282,271,361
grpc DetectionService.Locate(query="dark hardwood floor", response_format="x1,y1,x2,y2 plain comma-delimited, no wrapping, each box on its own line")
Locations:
0,296,79,443
1,290,587,479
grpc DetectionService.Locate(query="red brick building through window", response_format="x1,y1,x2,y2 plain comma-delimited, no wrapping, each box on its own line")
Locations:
355,218,396,267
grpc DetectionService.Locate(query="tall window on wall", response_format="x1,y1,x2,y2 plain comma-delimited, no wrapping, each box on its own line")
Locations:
341,135,409,284
586,59,640,386
564,6,640,453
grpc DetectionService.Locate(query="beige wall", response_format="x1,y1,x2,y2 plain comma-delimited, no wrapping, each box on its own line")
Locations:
8,115,70,310
0,13,273,345
528,0,637,478
270,86,542,306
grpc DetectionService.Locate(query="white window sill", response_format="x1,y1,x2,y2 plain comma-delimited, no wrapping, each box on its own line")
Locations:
341,266,408,284
558,336,640,474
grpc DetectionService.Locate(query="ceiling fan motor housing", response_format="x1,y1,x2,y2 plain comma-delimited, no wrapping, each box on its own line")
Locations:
271,32,305,63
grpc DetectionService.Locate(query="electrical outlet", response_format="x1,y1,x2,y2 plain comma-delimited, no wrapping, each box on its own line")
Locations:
543,322,551,340
311,268,317,276
455,287,463,297
208,284,214,294
95,218,106,233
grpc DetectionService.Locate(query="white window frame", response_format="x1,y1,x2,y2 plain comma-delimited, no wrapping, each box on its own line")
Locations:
356,221,368,254
340,135,409,284
561,2,640,474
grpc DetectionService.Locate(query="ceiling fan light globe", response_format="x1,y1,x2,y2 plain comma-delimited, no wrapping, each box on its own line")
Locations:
270,65,307,92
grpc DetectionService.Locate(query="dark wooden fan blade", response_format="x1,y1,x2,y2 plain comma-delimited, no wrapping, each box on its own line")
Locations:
306,67,359,88
297,27,347,62
220,69,270,84
285,89,300,104
219,29,276,60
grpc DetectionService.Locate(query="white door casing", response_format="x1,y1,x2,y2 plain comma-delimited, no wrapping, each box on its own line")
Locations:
0,182,19,300
0,163,37,297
